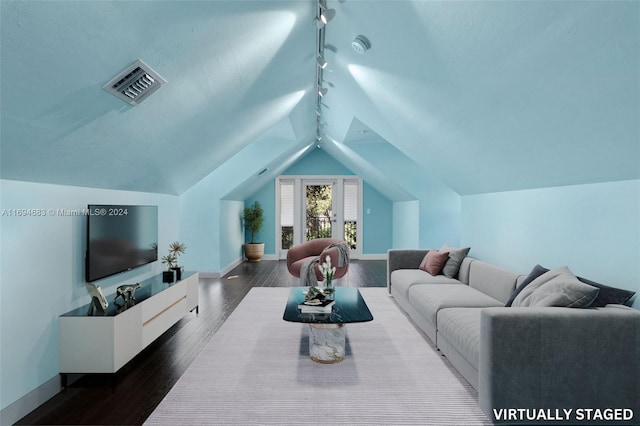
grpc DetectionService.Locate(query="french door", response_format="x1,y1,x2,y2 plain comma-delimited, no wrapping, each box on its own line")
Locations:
277,176,361,259
304,180,338,241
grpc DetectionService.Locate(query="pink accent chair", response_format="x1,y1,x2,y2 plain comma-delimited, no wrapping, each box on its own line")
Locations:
286,238,349,281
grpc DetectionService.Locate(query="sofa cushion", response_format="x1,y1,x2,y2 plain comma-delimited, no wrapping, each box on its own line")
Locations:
408,284,503,328
437,308,483,369
511,266,599,308
419,250,449,275
579,276,636,307
507,264,636,307
505,264,548,307
440,244,471,278
390,270,461,299
467,260,520,304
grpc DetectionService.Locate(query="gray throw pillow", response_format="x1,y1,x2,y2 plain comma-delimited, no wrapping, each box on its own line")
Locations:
439,244,470,278
511,266,599,308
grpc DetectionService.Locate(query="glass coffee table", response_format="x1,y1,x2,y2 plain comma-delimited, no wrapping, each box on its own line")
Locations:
283,286,373,364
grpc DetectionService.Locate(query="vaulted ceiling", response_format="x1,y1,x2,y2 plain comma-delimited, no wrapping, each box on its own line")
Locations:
1,1,638,197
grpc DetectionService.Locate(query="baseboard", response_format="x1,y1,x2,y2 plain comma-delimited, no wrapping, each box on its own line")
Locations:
0,375,60,425
356,253,387,260
197,271,219,279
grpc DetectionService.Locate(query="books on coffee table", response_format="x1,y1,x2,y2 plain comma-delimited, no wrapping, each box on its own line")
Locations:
298,298,335,313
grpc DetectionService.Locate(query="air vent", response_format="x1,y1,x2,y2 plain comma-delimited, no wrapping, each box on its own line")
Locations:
103,60,166,106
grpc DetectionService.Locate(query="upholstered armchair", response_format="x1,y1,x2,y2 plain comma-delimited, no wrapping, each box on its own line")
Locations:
286,238,349,282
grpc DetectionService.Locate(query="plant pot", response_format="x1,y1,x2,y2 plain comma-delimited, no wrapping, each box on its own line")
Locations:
162,270,176,283
171,266,183,281
244,243,265,262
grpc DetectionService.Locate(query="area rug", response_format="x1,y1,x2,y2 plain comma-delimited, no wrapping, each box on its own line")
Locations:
144,288,491,425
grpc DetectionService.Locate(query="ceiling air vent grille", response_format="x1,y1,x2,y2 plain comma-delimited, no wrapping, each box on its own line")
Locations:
103,60,166,106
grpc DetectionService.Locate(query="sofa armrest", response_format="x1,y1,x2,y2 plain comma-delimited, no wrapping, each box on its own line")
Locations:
479,306,640,424
387,249,429,292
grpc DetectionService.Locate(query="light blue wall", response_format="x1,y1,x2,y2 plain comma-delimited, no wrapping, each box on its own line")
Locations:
347,141,461,249
179,137,296,273
362,182,393,254
180,181,219,272
393,200,420,248
283,148,355,176
0,179,179,411
220,200,244,269
461,179,640,308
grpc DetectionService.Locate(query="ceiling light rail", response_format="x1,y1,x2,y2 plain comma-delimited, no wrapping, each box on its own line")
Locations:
315,0,333,147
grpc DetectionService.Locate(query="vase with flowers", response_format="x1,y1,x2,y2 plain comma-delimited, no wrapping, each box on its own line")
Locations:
319,255,337,299
161,241,187,282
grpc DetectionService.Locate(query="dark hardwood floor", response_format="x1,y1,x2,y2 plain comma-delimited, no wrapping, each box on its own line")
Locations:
16,259,387,425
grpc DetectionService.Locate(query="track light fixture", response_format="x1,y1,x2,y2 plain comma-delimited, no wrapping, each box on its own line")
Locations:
315,1,334,146
320,4,336,24
316,55,328,69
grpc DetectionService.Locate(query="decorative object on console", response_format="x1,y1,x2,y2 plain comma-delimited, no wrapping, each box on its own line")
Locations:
161,241,187,282
114,283,141,307
162,269,175,283
168,241,186,280
84,283,108,315
242,201,265,262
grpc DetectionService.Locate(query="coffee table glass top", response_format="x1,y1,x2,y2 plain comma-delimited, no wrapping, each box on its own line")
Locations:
283,287,373,324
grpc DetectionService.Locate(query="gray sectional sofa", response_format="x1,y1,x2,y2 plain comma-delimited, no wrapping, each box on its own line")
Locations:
387,249,640,425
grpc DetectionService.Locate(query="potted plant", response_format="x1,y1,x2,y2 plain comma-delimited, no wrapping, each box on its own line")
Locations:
242,201,265,262
161,241,187,282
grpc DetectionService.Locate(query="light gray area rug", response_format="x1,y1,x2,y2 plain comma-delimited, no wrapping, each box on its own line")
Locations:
145,288,491,425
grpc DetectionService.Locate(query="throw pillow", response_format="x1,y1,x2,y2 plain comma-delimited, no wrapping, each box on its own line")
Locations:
419,250,449,276
507,264,636,307
505,264,549,307
511,266,599,308
439,244,470,278
576,277,636,307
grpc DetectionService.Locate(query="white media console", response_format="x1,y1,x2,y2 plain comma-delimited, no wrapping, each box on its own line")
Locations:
59,272,199,385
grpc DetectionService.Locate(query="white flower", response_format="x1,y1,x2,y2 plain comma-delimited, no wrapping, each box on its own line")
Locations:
319,255,335,280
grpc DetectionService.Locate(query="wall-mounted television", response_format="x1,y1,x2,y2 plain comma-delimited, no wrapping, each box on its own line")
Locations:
86,205,158,282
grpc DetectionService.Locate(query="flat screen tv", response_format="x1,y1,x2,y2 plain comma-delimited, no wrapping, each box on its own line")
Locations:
86,205,158,282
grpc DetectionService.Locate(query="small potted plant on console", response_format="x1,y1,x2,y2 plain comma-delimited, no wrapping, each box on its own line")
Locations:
162,241,187,282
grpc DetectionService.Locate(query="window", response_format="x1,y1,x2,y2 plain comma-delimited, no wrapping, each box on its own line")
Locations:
280,180,294,250
343,180,358,250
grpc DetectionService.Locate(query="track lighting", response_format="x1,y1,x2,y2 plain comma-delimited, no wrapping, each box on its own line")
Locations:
316,55,328,69
320,5,336,24
318,87,328,97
